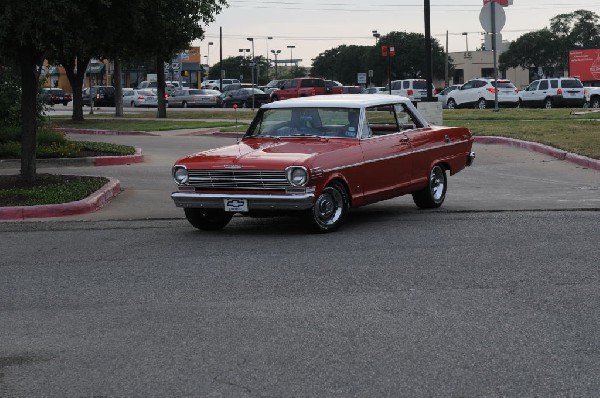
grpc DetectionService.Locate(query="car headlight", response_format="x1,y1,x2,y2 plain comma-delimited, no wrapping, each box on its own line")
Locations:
285,166,309,186
173,165,188,184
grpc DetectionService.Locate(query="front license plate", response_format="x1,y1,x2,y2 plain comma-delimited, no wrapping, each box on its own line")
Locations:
224,198,248,212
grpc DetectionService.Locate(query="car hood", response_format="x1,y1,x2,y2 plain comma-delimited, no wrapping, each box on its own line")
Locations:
176,138,356,169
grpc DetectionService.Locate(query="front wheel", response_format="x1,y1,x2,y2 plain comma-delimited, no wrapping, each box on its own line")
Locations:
590,97,600,109
184,208,233,231
182,101,188,108
412,165,447,209
306,181,348,233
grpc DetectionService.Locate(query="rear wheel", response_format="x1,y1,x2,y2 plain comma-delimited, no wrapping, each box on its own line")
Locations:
544,98,553,109
590,96,600,108
182,101,188,108
306,181,349,233
412,165,447,209
476,98,486,110
447,99,457,109
184,208,233,231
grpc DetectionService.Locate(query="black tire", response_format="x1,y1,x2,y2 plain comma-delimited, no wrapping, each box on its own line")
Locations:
590,97,600,109
306,181,349,233
476,98,486,110
182,101,188,108
271,96,279,102
447,98,457,109
412,165,447,209
184,208,233,231
544,98,553,109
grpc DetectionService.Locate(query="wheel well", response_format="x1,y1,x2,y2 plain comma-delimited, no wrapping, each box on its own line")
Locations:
325,177,352,207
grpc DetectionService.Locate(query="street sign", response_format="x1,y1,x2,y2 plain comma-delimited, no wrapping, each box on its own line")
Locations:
180,51,189,61
357,73,367,84
479,2,506,33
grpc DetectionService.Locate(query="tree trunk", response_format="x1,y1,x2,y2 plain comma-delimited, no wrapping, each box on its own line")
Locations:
63,56,90,122
114,58,123,117
18,46,44,183
156,58,167,118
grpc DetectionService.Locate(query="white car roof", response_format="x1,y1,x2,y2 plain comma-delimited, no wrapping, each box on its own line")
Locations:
262,94,412,109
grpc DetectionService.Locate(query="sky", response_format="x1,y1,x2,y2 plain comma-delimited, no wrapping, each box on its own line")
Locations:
194,0,600,68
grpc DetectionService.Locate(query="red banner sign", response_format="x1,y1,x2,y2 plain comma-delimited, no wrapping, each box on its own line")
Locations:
569,49,600,81
483,0,512,5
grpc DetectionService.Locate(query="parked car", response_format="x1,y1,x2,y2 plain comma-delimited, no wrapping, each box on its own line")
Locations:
259,79,285,95
39,88,71,106
221,88,271,108
137,80,176,94
519,77,585,108
340,86,364,94
201,79,217,89
387,79,437,103
122,89,158,107
436,84,462,108
167,89,221,108
325,80,344,94
171,94,475,232
361,87,386,94
446,78,519,109
204,79,240,90
82,86,116,107
270,78,329,101
585,86,600,108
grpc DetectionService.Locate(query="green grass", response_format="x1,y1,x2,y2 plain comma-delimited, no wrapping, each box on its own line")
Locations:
443,108,600,159
0,174,109,206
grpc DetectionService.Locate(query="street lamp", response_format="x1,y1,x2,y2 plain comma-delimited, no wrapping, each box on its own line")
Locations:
271,49,281,78
287,45,295,67
372,30,380,45
462,32,469,52
266,36,273,78
247,37,256,109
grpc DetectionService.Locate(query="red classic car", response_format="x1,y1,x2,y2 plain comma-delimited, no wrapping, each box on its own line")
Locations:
171,94,475,232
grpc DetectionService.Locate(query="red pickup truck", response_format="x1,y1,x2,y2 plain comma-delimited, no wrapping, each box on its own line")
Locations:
271,77,341,101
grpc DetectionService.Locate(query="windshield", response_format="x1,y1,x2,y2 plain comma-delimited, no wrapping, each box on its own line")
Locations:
246,108,361,139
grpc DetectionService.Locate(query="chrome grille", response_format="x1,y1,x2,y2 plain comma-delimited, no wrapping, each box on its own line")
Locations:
187,169,290,190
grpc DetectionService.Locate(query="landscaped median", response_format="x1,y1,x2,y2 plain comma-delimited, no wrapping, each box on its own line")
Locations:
0,176,120,220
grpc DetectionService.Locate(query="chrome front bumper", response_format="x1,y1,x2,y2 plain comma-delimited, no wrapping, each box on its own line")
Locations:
171,192,315,211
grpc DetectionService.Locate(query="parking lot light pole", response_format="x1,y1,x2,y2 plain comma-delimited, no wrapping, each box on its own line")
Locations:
247,37,255,109
271,49,281,78
287,45,295,68
266,36,273,78
372,30,380,45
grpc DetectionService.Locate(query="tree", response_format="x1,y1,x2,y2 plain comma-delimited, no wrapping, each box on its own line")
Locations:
311,32,448,86
499,29,560,71
500,10,600,75
0,0,70,182
208,56,269,84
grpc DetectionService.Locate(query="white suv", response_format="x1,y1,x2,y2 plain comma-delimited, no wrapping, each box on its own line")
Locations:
519,78,585,108
446,78,519,109
387,79,436,102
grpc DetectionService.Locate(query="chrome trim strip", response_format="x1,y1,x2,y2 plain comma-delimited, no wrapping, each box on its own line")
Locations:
324,139,471,172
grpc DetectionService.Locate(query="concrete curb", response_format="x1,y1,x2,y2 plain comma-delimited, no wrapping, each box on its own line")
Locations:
0,177,120,220
0,148,144,169
474,136,600,171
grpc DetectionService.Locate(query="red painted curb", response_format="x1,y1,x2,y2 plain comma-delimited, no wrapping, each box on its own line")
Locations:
94,148,144,166
474,136,600,171
0,177,120,221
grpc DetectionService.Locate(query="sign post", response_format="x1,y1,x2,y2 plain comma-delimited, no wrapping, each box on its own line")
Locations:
480,1,506,111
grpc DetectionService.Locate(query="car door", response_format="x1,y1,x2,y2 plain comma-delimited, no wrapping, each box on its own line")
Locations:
277,79,297,100
534,79,550,106
453,80,474,106
520,80,540,107
359,103,414,201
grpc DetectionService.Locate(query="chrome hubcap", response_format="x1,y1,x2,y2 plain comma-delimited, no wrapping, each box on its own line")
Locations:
430,167,445,201
314,188,343,226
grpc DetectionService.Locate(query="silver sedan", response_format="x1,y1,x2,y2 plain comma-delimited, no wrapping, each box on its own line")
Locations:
167,89,221,108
